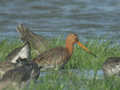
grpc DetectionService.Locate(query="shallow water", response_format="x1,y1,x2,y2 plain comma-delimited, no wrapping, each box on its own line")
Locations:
34,69,104,90
40,69,104,79
0,0,120,41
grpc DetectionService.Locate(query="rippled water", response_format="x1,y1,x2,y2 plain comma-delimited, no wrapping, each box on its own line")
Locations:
0,0,120,41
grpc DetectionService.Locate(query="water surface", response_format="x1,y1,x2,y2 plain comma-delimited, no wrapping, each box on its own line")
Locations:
0,0,120,41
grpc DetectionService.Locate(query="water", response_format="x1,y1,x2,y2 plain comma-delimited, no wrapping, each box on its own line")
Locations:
0,0,120,41
40,69,104,79
37,69,104,90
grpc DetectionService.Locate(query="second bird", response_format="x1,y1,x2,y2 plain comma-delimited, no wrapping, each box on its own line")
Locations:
33,33,96,70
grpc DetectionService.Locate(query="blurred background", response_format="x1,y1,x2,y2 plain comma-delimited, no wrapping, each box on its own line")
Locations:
0,0,120,42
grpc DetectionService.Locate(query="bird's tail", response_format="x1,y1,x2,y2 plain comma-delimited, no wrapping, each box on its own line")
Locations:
16,24,29,35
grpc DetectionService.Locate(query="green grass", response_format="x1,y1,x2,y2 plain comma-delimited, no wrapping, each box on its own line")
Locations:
1,38,120,90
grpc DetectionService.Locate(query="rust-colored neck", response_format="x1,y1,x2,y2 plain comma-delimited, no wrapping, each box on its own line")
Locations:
66,40,74,56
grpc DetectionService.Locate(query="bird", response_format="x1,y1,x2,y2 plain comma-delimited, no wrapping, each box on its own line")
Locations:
0,58,40,90
0,42,31,79
0,57,31,79
6,41,31,64
103,57,120,77
16,24,50,54
33,33,96,70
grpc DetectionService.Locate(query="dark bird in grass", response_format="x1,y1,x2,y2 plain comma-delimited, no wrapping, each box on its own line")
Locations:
0,42,30,79
0,58,40,90
6,41,31,64
16,24,49,54
33,33,96,70
103,57,120,77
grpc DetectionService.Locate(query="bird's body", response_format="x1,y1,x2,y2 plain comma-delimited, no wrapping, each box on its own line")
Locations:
34,47,70,70
0,42,31,79
34,33,96,70
0,58,31,79
0,59,40,90
103,57,120,77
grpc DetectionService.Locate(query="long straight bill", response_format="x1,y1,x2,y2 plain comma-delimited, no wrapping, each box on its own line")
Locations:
77,42,97,57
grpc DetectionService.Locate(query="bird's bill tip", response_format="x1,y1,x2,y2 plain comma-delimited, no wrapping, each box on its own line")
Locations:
77,41,97,57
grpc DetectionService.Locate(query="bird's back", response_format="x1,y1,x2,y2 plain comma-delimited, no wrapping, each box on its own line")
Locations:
2,65,33,83
0,61,40,89
33,47,70,70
